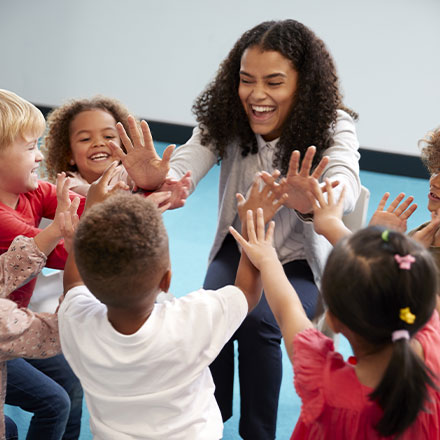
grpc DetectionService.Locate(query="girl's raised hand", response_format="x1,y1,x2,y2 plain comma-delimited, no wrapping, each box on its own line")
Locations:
108,115,175,191
236,173,288,225
368,192,417,233
86,161,129,210
306,178,351,244
229,208,277,271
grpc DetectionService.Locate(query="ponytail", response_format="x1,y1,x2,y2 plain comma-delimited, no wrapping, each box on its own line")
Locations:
370,338,438,437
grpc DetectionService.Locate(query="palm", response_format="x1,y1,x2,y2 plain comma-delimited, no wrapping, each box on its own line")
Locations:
282,146,330,213
109,115,175,190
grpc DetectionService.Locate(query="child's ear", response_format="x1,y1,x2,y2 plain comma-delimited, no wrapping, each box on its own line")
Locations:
159,269,172,293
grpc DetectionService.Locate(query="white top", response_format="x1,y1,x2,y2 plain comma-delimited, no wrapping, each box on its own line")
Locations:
58,285,248,440
169,109,360,286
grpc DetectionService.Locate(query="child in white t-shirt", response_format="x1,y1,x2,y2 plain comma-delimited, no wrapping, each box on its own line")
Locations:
58,170,285,440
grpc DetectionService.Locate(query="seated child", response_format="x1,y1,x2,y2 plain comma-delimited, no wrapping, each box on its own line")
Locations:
230,200,440,438
0,173,79,439
0,88,86,439
58,172,285,440
42,95,190,209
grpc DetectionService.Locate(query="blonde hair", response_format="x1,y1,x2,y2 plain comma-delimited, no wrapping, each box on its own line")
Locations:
0,89,46,150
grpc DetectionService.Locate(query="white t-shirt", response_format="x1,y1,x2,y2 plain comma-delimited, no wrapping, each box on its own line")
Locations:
58,285,248,440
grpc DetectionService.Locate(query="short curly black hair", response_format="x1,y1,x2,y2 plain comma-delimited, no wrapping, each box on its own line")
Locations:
42,96,132,182
192,19,357,175
420,127,440,174
74,193,169,307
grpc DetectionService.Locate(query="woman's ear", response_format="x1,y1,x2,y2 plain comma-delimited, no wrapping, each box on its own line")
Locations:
159,269,172,293
69,158,75,166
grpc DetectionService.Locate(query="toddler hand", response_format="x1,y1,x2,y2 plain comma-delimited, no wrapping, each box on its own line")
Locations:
86,162,129,210
229,208,277,271
154,171,191,210
236,173,287,225
368,192,417,233
412,208,440,248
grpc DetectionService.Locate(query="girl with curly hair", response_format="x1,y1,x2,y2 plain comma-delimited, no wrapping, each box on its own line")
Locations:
111,19,361,439
42,96,190,209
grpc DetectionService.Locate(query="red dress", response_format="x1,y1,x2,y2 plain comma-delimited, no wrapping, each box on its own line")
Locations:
291,312,440,439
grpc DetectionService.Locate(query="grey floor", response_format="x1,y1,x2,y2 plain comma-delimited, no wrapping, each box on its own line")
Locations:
5,142,431,439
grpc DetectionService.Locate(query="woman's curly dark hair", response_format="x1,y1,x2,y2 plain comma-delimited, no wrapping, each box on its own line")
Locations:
192,19,357,175
42,96,131,182
420,127,440,174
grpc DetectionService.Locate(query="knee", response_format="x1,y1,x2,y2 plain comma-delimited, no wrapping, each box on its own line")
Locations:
38,385,71,422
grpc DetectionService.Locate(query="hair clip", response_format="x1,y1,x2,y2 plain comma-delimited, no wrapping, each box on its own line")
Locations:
381,230,390,242
399,307,416,325
394,254,416,270
392,329,410,342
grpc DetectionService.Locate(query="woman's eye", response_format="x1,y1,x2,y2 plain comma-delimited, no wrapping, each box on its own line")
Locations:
240,78,252,84
268,82,282,86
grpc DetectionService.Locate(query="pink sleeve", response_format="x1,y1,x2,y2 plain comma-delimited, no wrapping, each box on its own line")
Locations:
415,310,440,370
0,236,46,298
0,299,60,361
292,328,335,423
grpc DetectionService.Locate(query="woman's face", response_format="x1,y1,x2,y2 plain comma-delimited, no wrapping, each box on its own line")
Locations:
238,46,298,141
69,109,121,184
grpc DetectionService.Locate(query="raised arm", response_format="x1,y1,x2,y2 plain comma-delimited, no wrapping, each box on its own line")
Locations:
230,209,313,361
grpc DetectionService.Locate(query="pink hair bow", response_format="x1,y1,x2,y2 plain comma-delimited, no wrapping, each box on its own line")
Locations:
394,254,416,270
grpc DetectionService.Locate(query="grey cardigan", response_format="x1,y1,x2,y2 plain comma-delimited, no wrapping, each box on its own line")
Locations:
169,109,361,287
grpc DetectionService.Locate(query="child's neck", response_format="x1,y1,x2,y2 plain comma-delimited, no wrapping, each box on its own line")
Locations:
0,190,19,209
107,300,156,335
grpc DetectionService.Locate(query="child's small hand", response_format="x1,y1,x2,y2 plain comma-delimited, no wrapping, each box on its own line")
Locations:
86,162,129,210
237,173,287,225
108,115,175,191
229,208,277,271
412,208,440,248
369,192,417,233
148,191,172,213
154,171,191,210
58,200,80,253
306,178,346,235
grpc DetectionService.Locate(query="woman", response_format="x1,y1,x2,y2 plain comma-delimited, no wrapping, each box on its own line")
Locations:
113,19,360,440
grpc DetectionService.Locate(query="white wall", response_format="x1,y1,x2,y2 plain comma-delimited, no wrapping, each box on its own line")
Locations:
1,0,439,156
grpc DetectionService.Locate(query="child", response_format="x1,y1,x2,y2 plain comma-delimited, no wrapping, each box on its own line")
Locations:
58,170,285,439
43,96,190,209
0,88,86,439
410,127,440,252
230,203,440,438
0,173,79,439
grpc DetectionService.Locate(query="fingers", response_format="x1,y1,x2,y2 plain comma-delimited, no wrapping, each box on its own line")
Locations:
98,161,119,186
287,150,301,178
161,144,176,165
309,179,325,207
298,146,316,177
311,155,330,179
393,195,414,216
108,140,126,161
229,225,247,248
236,193,245,204
337,185,346,207
266,220,275,244
69,197,81,217
399,201,417,220
246,209,257,243
116,121,135,152
375,192,390,212
324,179,334,206
130,116,144,149
256,208,265,240
386,193,405,212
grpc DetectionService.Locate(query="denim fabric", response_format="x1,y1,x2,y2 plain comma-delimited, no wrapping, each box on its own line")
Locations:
5,354,83,440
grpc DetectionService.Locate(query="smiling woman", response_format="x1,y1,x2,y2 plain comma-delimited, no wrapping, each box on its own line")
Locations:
167,19,361,440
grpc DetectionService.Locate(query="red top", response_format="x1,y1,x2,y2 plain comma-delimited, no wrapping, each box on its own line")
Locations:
291,311,440,440
0,181,85,307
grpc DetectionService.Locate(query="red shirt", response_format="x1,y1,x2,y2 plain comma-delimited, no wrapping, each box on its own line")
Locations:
0,181,85,307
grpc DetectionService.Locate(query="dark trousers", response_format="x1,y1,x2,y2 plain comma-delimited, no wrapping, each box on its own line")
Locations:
6,354,83,440
204,234,318,440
